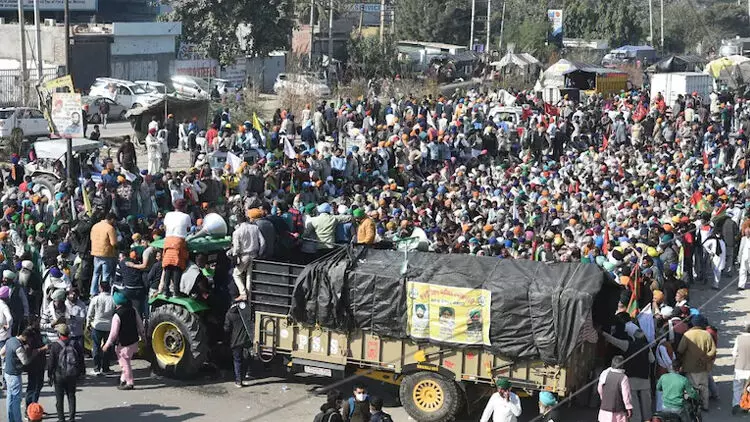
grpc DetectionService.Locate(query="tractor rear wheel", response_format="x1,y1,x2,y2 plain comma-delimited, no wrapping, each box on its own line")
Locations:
149,303,209,378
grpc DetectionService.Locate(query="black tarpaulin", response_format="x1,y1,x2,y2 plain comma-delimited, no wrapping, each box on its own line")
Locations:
647,55,705,73
290,247,607,364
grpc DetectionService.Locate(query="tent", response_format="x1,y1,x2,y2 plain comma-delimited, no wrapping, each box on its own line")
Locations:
646,55,705,73
490,52,542,84
705,55,750,88
536,59,627,103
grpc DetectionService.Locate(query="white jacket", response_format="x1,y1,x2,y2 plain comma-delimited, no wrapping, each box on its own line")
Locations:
739,236,750,268
0,300,12,341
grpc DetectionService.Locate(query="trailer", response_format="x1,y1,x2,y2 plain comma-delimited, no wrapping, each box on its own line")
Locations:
250,255,604,422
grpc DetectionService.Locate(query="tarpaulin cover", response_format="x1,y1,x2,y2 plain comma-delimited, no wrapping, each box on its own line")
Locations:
290,247,606,364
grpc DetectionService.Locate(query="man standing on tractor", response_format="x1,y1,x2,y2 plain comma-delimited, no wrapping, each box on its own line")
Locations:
159,199,191,298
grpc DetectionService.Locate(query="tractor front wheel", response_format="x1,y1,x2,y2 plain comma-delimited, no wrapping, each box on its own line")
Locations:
148,303,209,378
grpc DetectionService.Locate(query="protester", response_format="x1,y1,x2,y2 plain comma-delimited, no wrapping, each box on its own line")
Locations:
597,356,633,422
655,359,698,420
47,324,83,422
342,384,371,422
1,327,46,422
479,377,522,422
102,291,144,390
314,389,344,422
224,283,253,387
90,213,118,296
368,396,392,422
677,314,717,411
538,391,560,422
733,322,750,415
87,279,116,375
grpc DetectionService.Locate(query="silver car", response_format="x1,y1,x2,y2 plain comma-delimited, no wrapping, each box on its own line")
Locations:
82,96,128,124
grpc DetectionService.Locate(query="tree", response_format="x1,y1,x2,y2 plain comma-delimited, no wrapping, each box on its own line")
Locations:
346,35,399,80
561,0,640,47
161,0,294,66
394,0,471,46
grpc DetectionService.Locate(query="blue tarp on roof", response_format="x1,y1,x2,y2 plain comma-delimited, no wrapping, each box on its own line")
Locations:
616,45,656,52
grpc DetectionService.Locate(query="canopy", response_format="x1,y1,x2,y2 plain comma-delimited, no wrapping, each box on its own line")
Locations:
646,55,705,73
705,55,750,88
539,59,624,89
490,52,541,69
33,138,102,160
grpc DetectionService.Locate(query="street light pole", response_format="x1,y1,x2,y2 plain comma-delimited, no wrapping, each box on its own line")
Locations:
469,0,475,50
17,0,27,106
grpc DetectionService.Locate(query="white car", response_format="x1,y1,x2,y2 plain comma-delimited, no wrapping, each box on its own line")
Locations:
0,107,50,140
273,73,331,97
134,80,168,95
88,77,162,109
171,75,210,99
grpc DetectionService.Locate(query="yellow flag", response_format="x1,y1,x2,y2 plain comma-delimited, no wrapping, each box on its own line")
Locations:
252,112,263,132
82,188,92,216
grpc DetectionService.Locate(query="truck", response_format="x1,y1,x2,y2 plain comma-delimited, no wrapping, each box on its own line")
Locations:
650,72,713,106
146,236,609,422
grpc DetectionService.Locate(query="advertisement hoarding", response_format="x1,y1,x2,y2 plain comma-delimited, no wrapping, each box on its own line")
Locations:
51,93,83,138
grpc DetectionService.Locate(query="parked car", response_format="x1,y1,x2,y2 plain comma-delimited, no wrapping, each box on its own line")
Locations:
88,77,162,109
273,73,331,97
214,78,240,95
82,96,128,123
0,107,50,140
171,75,210,99
135,80,168,95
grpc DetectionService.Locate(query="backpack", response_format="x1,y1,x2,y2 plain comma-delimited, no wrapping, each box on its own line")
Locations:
56,340,81,380
312,409,338,422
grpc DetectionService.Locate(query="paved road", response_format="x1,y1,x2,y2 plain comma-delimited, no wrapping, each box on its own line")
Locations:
0,277,743,421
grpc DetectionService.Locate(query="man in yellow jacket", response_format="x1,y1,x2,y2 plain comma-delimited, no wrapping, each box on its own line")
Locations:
354,209,376,245
677,314,717,410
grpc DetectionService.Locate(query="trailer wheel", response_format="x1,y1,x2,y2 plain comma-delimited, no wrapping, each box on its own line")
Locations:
149,303,208,378
400,371,460,422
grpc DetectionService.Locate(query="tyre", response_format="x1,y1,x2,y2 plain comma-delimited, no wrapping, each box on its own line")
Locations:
399,371,460,422
32,174,58,203
118,110,127,120
148,303,209,378
90,113,101,124
131,103,142,109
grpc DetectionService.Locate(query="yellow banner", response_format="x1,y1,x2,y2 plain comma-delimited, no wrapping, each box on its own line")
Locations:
407,281,491,346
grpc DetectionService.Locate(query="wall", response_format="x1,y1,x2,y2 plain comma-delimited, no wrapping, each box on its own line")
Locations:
0,23,67,65
246,54,286,93
111,53,173,83
110,22,180,83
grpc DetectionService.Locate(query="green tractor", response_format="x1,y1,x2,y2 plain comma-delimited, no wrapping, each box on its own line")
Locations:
147,235,233,378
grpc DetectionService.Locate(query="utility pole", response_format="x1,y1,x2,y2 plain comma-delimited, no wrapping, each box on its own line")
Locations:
64,0,70,73
33,0,42,93
17,0,27,106
328,0,333,59
469,0,475,50
308,0,314,67
498,0,506,53
379,0,385,44
485,0,491,55
648,0,653,46
660,0,664,50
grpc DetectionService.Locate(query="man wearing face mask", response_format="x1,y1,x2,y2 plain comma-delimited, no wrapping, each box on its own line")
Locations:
341,384,370,422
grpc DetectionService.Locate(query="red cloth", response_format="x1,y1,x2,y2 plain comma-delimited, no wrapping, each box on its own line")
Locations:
162,236,188,270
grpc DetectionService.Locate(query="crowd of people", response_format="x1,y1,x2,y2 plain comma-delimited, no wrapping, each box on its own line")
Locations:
1,83,750,421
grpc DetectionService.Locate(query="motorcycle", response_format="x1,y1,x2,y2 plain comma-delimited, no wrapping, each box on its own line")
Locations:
650,397,702,422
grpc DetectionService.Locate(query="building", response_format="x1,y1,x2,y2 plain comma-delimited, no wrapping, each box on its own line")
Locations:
1,0,159,24
0,20,181,94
